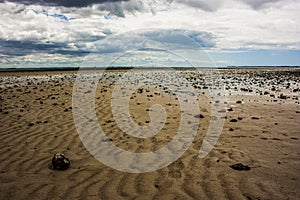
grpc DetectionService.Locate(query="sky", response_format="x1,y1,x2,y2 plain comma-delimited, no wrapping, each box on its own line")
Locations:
0,0,299,68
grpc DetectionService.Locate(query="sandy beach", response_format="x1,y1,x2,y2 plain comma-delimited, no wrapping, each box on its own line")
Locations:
0,67,299,200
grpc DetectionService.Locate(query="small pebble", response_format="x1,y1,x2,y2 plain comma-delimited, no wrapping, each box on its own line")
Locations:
230,163,250,171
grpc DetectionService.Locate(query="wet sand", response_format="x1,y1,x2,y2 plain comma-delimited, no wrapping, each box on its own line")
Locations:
0,67,299,199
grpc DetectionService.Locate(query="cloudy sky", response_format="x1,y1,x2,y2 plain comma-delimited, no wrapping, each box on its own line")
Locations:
0,0,299,68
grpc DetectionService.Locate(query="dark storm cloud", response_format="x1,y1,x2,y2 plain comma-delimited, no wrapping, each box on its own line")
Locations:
0,39,89,56
1,0,153,18
0,30,216,58
0,0,127,7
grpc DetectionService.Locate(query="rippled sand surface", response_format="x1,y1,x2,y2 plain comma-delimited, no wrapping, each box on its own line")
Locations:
0,68,299,199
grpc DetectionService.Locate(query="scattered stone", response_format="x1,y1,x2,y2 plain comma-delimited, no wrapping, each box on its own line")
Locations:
230,119,238,122
227,108,234,112
28,123,34,126
51,153,70,170
102,138,113,142
230,163,250,171
279,93,287,99
245,194,260,200
251,117,259,120
194,114,205,119
137,88,143,93
236,100,243,104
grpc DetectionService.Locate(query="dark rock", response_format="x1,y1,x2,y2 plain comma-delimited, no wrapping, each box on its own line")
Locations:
51,153,70,170
236,100,243,104
227,108,234,112
279,93,287,99
84,90,92,94
251,117,259,120
137,88,143,93
194,114,205,119
230,119,238,122
230,163,250,171
229,128,234,131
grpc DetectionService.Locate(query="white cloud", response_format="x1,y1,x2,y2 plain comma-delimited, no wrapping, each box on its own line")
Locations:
170,0,224,11
0,0,299,66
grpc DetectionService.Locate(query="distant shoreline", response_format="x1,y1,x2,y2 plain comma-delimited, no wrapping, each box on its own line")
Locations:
0,66,299,72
